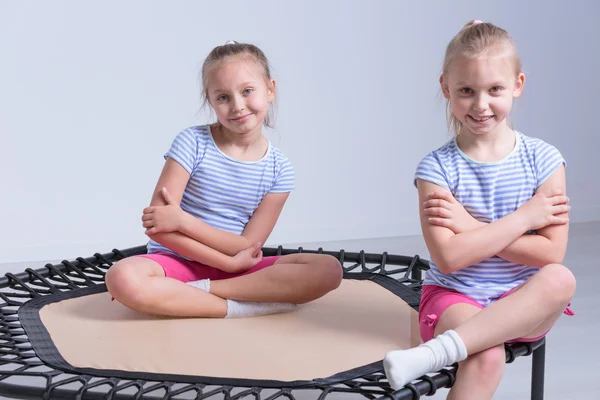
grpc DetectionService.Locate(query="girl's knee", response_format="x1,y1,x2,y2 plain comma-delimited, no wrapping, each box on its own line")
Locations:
299,255,342,296
317,255,343,291
540,264,576,301
463,345,505,379
106,262,127,294
105,261,145,304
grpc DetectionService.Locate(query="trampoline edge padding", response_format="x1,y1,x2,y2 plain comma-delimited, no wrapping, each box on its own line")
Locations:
19,273,419,389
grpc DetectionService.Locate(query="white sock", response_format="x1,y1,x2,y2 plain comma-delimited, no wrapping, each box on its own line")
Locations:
383,330,468,390
186,279,298,318
186,279,211,293
225,299,298,318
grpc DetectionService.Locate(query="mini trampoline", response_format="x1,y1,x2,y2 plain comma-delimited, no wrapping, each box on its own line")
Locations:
0,246,546,400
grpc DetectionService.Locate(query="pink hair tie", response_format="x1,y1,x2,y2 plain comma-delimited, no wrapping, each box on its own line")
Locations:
472,20,484,25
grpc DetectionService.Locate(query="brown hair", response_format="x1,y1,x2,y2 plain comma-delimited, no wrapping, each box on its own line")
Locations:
443,21,522,135
200,41,277,128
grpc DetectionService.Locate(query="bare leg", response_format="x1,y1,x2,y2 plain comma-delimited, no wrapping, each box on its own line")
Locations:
209,254,343,304
447,345,505,400
105,258,227,317
435,304,505,400
455,264,575,353
384,264,575,390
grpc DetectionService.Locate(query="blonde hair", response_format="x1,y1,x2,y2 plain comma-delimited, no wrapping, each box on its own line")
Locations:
443,20,522,135
200,41,277,128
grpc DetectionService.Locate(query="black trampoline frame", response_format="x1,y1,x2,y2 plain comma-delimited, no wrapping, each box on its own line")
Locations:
0,246,546,400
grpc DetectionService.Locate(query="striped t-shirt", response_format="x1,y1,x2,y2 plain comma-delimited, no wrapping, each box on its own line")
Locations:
415,131,565,306
147,125,295,257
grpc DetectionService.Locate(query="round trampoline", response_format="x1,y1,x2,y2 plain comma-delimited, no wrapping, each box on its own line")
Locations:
0,246,545,399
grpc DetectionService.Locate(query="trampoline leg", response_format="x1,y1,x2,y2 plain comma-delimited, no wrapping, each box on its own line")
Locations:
531,340,546,400
411,268,422,282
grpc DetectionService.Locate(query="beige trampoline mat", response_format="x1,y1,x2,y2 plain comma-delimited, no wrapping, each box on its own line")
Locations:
39,279,420,382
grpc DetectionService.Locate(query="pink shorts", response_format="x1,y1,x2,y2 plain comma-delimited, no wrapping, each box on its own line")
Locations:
135,252,281,282
419,284,574,343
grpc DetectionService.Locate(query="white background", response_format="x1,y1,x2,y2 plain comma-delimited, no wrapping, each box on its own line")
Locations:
1,0,598,262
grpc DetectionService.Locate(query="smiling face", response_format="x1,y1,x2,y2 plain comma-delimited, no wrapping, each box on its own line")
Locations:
441,51,525,137
206,57,275,137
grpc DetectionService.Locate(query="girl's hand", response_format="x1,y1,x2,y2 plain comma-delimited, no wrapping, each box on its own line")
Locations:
229,242,263,273
517,190,570,231
142,187,186,235
423,191,484,234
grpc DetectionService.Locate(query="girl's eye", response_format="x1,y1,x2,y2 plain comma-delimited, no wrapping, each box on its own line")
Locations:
460,88,473,94
490,86,503,93
217,95,228,102
243,88,254,95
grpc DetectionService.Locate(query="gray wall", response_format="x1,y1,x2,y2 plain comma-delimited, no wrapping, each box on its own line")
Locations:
1,0,598,262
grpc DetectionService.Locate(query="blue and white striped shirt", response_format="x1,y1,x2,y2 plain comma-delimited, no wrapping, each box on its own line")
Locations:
415,131,565,306
147,125,295,257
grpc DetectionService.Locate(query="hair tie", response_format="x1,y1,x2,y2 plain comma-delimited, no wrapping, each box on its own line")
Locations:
472,20,484,25
225,40,237,45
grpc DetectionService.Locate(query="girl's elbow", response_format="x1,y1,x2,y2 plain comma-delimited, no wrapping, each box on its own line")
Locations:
240,234,263,249
146,231,164,243
542,243,566,266
226,236,255,256
431,251,468,274
431,255,453,274
437,264,455,275
548,250,566,266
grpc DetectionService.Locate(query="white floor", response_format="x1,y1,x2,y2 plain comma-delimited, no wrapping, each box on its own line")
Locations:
0,221,598,399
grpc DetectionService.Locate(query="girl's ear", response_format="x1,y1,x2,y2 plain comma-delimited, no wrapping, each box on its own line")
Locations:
513,73,525,98
440,74,450,99
268,79,276,102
